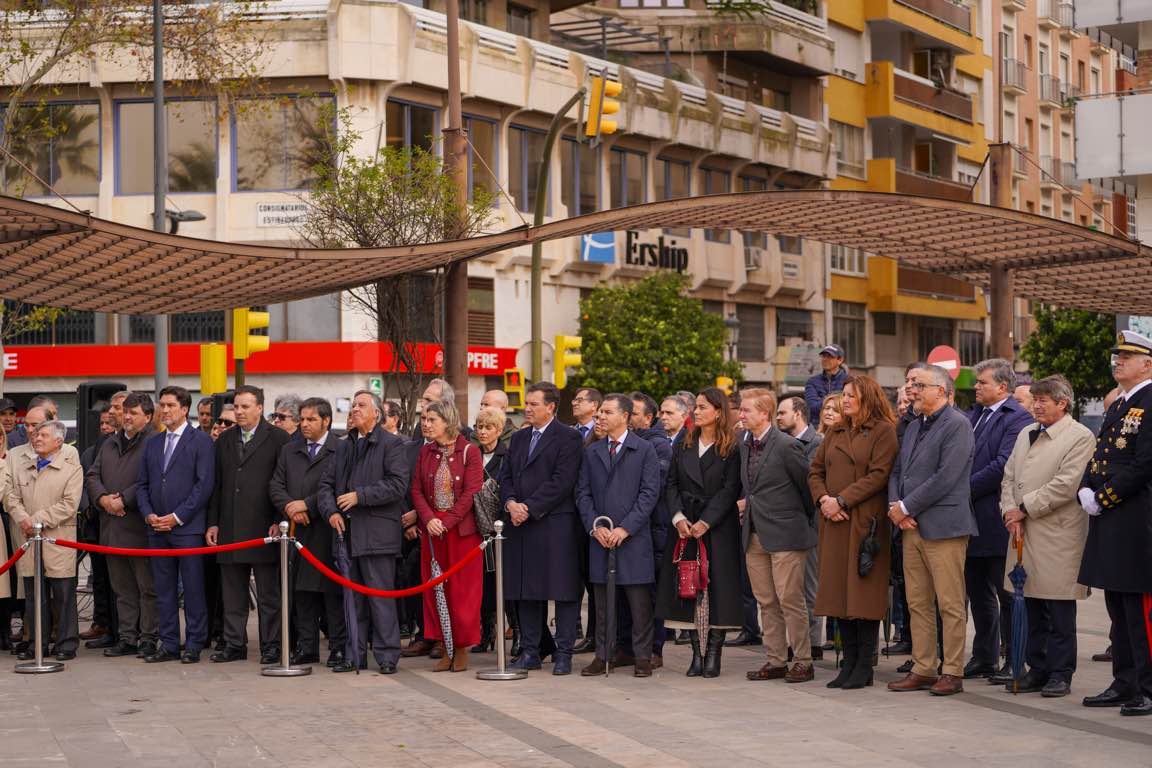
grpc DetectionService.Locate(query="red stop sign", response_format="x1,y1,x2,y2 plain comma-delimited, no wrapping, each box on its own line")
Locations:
927,345,962,380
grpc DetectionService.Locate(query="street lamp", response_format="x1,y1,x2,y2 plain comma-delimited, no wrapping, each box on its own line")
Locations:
724,312,740,362
164,208,206,235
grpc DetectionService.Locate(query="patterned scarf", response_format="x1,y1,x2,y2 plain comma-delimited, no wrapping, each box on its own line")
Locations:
433,444,455,511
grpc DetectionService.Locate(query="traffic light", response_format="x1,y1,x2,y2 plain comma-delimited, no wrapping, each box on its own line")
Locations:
200,343,227,395
554,335,583,390
585,76,622,142
715,376,734,395
232,307,270,360
503,368,525,409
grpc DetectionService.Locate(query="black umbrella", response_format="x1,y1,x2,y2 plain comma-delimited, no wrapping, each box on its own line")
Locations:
333,531,360,674
1008,533,1028,694
426,534,455,662
592,516,615,677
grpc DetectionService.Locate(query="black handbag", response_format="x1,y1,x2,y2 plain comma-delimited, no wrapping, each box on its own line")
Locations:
858,515,879,577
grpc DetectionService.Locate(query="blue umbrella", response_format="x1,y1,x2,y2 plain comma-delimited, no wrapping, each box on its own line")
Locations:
333,531,360,674
1008,533,1028,694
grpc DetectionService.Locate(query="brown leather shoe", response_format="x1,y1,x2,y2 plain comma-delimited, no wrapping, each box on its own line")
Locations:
634,659,653,678
651,654,663,669
887,672,939,692
400,639,434,658
611,650,635,668
80,624,108,641
429,641,446,660
785,663,815,683
433,653,453,672
930,674,964,696
746,663,788,681
449,647,469,672
580,658,607,676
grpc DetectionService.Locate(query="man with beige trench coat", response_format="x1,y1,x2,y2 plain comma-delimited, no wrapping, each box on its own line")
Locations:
1000,375,1095,698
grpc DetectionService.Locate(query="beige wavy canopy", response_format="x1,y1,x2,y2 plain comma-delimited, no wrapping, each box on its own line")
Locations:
1,191,1147,315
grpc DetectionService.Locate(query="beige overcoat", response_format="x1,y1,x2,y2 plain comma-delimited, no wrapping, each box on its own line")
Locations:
1000,415,1096,600
4,443,82,579
0,458,10,598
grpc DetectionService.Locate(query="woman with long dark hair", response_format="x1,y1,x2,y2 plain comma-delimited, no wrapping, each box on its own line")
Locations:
808,375,898,689
655,387,743,677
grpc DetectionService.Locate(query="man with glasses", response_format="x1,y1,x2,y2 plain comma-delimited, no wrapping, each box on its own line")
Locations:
271,394,302,438
210,406,236,442
887,364,976,697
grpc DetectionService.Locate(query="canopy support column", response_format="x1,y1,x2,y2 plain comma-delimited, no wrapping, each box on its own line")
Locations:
988,144,1015,360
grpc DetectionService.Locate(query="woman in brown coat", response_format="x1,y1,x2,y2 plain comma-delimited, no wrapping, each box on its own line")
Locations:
808,375,898,690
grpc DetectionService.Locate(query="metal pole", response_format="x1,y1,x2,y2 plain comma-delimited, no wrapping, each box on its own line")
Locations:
235,358,245,389
530,89,586,383
152,0,169,392
15,524,63,674
988,144,1015,360
443,0,470,423
476,520,526,680
262,521,311,676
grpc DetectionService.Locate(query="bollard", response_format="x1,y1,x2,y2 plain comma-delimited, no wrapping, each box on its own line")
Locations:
262,521,311,677
15,523,63,674
477,520,527,681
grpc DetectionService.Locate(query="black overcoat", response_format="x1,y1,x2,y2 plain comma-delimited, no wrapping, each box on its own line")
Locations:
318,426,409,558
208,420,291,564
269,434,337,593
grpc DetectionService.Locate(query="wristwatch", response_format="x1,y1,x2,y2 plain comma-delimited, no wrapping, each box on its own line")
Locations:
835,495,847,510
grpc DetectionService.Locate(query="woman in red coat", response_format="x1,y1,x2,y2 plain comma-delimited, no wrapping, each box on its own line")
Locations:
412,398,484,671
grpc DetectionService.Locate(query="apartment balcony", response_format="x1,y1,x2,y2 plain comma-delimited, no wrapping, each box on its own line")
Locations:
1001,59,1029,95
1002,0,1027,12
1038,0,1074,27
892,0,972,33
1074,0,1152,49
1075,91,1152,181
1038,74,1063,107
864,0,978,53
1039,155,1078,188
895,167,973,201
866,62,975,141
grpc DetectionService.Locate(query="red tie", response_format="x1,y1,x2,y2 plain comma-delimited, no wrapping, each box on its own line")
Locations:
609,440,619,458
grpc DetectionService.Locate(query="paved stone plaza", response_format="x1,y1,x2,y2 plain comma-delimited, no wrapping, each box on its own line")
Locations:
1,593,1149,768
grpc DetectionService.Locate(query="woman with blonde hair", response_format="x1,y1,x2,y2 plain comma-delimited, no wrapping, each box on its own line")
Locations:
818,392,844,435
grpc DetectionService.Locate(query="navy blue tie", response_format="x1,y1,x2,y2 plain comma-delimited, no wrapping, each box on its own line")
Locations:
528,430,542,458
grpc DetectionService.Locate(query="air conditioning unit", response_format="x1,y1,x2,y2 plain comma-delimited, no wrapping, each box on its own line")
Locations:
744,246,765,271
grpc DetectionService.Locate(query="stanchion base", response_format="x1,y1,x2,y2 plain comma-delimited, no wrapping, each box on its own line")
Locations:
476,668,528,681
15,661,64,674
261,665,313,677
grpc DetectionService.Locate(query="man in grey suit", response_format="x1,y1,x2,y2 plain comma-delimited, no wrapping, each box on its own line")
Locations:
739,389,817,683
887,364,977,696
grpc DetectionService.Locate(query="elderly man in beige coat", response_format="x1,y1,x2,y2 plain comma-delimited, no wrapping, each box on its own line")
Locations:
1000,375,1096,698
5,420,83,661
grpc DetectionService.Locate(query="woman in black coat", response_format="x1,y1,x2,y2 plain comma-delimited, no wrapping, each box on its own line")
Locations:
655,387,743,678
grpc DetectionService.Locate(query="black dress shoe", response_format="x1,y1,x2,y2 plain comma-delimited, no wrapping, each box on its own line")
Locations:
181,650,201,664
54,649,76,661
326,650,345,668
291,650,320,665
84,634,117,650
145,649,181,663
884,640,913,656
210,646,248,663
572,636,596,655
1041,679,1071,698
988,663,1014,685
332,660,361,673
213,637,228,652
1120,695,1152,716
896,659,914,674
1091,646,1113,662
963,659,998,679
1005,672,1046,693
16,648,43,661
724,630,762,647
1083,688,1131,707
104,641,139,658
260,646,281,665
674,630,691,646
379,662,397,675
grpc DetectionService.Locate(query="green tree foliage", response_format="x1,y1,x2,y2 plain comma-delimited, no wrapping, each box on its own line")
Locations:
1020,305,1116,417
575,273,741,396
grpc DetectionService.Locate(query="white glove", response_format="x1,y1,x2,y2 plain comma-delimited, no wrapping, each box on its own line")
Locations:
1078,487,1101,517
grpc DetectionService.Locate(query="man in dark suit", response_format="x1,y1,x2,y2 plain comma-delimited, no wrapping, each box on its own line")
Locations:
319,390,409,674
206,385,290,664
270,397,344,667
497,382,584,674
1078,330,1152,717
86,392,158,659
658,396,688,447
738,389,817,683
887,364,976,696
570,387,602,655
576,393,660,678
965,359,1033,682
137,385,215,663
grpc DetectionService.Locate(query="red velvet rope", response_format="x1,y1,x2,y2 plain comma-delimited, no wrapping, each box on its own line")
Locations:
295,540,487,597
0,544,27,576
51,537,270,557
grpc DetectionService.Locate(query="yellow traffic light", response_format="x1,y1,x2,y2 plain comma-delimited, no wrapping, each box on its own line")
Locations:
554,335,583,390
503,368,525,409
715,376,734,396
585,76,622,140
233,307,270,360
200,343,227,395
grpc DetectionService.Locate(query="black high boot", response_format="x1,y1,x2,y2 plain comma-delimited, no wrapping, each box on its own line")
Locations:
827,619,858,689
686,631,703,677
843,620,879,689
703,629,726,678
473,611,495,653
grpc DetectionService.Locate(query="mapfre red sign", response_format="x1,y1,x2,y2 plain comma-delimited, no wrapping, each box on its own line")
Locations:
2,342,517,378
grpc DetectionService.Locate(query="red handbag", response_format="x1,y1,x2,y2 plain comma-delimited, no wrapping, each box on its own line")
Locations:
673,537,709,600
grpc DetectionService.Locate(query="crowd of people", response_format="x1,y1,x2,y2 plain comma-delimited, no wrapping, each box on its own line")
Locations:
0,333,1150,717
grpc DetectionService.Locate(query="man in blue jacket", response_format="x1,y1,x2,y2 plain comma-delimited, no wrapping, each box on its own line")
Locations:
965,359,1033,682
137,386,215,664
804,344,849,423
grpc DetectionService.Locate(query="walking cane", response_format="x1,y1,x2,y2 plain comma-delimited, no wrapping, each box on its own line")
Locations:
262,521,311,677
477,520,527,681
15,523,63,674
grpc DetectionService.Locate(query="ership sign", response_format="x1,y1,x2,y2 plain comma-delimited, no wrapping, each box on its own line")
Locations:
624,230,689,274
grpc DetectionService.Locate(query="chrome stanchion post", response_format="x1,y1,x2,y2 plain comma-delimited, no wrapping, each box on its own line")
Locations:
262,521,311,677
15,523,63,674
477,520,526,681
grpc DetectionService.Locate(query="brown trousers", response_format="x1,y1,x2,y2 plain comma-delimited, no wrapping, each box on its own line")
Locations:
745,534,811,668
902,528,969,678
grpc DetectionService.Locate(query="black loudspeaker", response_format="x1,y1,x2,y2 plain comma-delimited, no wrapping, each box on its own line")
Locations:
211,390,236,421
76,381,127,454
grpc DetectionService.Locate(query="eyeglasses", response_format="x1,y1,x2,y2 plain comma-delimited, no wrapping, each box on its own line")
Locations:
909,382,944,391
270,413,292,422
216,418,236,427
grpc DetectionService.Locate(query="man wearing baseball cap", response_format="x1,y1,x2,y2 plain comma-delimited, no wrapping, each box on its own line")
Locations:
804,344,849,424
1078,329,1152,716
0,398,24,450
